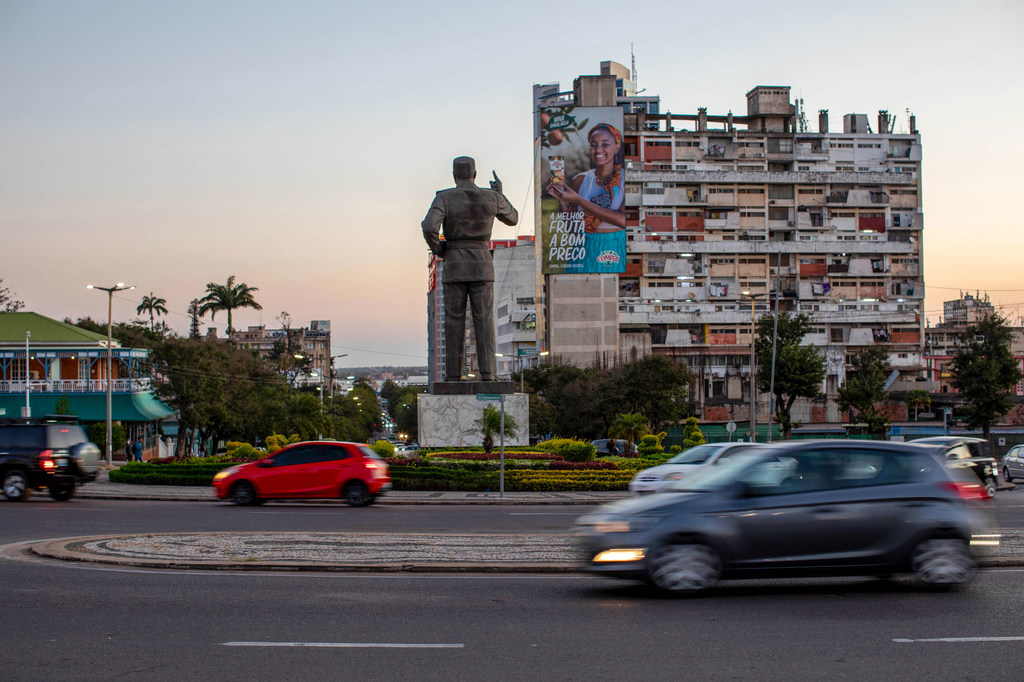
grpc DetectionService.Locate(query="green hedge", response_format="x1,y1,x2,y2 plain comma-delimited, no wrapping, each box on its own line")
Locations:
107,457,645,491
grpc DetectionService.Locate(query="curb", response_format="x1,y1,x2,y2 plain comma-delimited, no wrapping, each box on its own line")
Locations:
24,532,1024,573
28,533,581,573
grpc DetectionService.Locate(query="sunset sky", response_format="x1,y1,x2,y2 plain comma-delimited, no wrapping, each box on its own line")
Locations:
2,0,1022,367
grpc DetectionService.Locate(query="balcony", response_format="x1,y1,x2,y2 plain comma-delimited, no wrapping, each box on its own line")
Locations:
1,378,152,394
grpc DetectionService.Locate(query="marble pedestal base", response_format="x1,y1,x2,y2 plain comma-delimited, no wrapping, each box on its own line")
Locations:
418,393,529,448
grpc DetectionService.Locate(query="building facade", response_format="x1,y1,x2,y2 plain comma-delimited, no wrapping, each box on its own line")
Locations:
231,320,333,391
535,63,925,424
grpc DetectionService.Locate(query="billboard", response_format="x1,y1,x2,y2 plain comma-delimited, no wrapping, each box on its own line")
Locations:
537,106,626,275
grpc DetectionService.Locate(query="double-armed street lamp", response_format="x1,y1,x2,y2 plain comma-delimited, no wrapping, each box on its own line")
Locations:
87,282,135,465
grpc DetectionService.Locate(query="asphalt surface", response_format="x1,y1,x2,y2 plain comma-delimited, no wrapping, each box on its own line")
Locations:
16,469,1020,573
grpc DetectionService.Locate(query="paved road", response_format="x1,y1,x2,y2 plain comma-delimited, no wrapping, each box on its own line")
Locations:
3,552,1024,680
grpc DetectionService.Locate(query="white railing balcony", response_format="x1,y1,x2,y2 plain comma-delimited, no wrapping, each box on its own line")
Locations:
0,378,152,394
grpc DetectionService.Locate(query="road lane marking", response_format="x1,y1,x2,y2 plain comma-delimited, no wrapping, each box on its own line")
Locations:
223,642,464,648
894,637,1024,643
509,512,582,516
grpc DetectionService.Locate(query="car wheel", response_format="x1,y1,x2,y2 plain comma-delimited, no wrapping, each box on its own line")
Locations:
343,481,372,507
3,469,33,502
230,481,258,506
1003,467,1013,484
647,543,722,593
911,538,973,587
48,483,76,501
985,477,998,498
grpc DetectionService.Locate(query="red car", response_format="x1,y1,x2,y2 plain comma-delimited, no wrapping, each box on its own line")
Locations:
213,441,391,507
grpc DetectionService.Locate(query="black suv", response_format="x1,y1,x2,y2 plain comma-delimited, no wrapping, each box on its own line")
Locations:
911,436,999,498
0,417,101,501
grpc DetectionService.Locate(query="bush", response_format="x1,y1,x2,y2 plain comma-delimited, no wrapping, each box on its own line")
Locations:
668,445,682,455
371,440,396,457
265,433,300,454
89,422,127,453
681,417,707,449
636,433,665,457
225,442,264,461
536,438,596,462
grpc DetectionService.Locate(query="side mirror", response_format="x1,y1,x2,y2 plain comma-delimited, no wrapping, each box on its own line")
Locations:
258,459,274,468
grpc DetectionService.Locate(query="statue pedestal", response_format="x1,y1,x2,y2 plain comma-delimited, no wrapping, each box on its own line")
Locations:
417,390,529,448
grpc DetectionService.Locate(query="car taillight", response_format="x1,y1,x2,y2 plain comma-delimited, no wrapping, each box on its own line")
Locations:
40,449,56,470
364,460,379,470
939,480,991,501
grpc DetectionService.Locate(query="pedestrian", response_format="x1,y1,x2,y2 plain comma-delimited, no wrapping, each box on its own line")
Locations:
124,439,132,461
133,438,143,462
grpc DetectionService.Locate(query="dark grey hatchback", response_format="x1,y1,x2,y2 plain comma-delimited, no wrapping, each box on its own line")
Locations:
576,440,996,593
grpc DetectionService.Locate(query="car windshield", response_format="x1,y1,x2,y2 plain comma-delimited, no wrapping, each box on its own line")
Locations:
665,444,722,465
664,450,770,492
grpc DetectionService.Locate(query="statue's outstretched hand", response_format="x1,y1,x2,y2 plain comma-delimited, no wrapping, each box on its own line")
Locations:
489,171,502,194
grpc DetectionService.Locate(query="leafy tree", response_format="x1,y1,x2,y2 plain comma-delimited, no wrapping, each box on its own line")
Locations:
604,356,691,432
136,293,168,331
522,363,603,438
388,385,425,442
0,278,25,311
608,412,649,456
188,299,202,339
197,275,262,335
277,393,330,441
681,416,707,448
837,346,891,436
54,395,73,415
88,422,126,453
522,357,689,440
150,337,289,455
904,389,931,421
474,404,519,454
754,312,826,439
950,314,1023,441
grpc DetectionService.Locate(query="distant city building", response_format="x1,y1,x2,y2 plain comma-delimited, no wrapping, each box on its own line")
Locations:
535,62,925,425
941,292,996,326
924,293,1024,395
232,320,332,390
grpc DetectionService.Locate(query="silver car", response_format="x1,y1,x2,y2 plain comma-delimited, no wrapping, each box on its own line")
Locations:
1003,444,1024,483
577,440,995,593
629,442,754,495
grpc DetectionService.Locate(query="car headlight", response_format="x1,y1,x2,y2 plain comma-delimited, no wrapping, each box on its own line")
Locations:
662,471,685,481
212,467,240,482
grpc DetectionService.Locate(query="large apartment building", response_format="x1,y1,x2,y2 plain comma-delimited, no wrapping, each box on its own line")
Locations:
535,61,925,424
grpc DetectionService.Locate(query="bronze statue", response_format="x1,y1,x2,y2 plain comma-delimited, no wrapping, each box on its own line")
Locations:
422,156,518,381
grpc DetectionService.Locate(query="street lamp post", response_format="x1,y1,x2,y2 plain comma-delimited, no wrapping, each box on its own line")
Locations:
23,331,31,418
327,354,347,400
87,282,135,465
741,291,763,442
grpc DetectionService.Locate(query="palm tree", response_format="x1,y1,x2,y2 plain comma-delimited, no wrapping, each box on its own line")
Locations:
136,293,168,331
198,275,262,336
904,389,931,421
608,412,650,456
474,404,519,454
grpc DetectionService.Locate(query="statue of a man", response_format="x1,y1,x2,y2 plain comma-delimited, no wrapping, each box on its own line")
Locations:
422,156,518,381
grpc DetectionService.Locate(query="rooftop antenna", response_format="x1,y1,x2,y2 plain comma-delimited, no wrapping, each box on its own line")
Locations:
631,43,637,85
796,97,809,133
